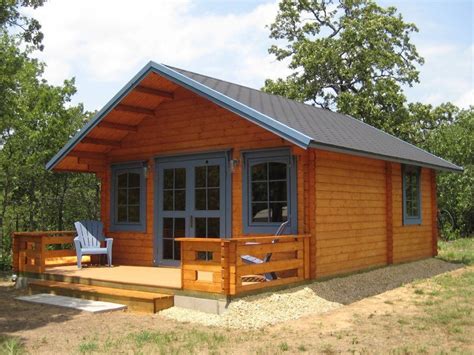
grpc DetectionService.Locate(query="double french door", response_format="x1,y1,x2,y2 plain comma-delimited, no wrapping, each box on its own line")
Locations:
155,155,227,265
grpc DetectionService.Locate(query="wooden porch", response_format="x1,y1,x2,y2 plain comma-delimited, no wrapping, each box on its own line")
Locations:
12,231,311,308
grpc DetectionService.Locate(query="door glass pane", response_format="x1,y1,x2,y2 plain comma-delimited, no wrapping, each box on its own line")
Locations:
118,173,128,188
208,218,220,237
252,182,267,201
207,188,219,210
207,165,220,187
174,241,181,260
118,189,127,205
163,190,173,211
128,188,140,204
269,181,287,201
174,218,185,237
195,218,207,237
128,206,140,223
175,190,186,211
163,169,174,189
117,206,127,222
163,218,173,238
195,189,206,210
270,203,287,222
175,168,186,189
163,239,173,259
195,166,206,188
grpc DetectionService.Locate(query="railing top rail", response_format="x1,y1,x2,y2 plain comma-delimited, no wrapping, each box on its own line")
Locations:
12,231,76,237
176,234,311,243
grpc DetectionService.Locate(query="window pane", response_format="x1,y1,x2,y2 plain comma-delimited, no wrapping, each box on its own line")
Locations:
128,188,140,205
175,190,186,211
117,173,128,188
251,163,267,181
164,169,174,189
117,188,127,205
163,239,173,260
163,218,173,238
195,218,207,237
208,188,220,210
195,189,206,210
117,206,127,222
195,166,206,188
128,206,140,223
270,203,287,222
269,181,287,202
175,168,186,189
163,190,173,211
208,218,220,237
128,173,140,188
252,203,268,223
252,182,267,202
269,162,287,180
207,165,220,187
174,218,185,237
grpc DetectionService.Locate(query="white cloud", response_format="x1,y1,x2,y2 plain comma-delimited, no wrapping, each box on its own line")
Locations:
27,0,473,111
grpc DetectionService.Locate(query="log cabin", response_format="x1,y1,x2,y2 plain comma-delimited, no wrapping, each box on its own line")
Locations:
13,62,462,313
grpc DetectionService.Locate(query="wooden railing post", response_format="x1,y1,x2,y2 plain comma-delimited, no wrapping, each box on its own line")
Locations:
220,240,230,295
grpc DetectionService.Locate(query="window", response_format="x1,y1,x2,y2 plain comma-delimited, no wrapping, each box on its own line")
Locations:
402,165,422,225
110,162,147,231
242,149,297,234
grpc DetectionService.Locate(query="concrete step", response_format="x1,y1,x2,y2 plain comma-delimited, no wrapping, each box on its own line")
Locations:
28,280,174,313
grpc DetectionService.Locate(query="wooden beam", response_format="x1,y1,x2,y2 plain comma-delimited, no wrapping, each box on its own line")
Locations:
135,85,174,99
78,158,106,166
385,161,393,265
431,169,438,257
98,121,138,132
82,137,121,147
69,151,107,160
115,104,155,116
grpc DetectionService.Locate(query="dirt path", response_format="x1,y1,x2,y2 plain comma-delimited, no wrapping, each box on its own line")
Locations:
1,261,472,354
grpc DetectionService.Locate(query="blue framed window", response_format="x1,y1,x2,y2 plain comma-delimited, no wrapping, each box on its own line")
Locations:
402,165,422,225
242,149,297,234
110,162,147,232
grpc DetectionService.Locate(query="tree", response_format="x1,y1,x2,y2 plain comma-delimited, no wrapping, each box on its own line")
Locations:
422,107,474,238
263,0,424,135
0,0,45,50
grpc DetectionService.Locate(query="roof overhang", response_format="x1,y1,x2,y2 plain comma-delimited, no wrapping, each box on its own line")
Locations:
46,61,313,171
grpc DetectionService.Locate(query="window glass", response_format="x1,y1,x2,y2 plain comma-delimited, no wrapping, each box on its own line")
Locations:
403,165,421,224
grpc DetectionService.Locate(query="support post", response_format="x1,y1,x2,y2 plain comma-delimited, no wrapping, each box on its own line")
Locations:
385,162,394,264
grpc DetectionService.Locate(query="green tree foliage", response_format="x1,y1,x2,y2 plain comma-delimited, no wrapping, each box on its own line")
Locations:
263,0,424,136
0,3,99,269
422,108,474,238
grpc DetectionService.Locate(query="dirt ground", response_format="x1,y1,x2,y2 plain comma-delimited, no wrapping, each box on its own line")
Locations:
1,259,472,354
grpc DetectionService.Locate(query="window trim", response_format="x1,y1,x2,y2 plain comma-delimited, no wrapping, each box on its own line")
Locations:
402,164,422,226
110,161,147,232
242,148,297,234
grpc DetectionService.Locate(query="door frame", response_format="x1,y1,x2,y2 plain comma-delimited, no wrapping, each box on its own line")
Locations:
153,150,232,266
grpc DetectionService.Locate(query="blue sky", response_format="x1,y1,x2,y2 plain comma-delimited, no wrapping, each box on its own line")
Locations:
29,0,473,112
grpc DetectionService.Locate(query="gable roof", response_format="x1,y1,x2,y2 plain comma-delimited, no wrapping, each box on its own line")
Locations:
46,61,462,172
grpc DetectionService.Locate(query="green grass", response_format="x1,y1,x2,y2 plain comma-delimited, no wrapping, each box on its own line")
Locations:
78,340,99,354
0,336,25,355
438,238,474,265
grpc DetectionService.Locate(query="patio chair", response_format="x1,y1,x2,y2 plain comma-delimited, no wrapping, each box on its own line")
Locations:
74,220,113,269
240,221,289,281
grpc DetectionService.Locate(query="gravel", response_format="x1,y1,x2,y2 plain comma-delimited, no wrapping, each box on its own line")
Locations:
160,287,341,329
160,258,460,329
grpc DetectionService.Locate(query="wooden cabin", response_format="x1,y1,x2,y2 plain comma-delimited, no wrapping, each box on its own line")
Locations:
13,62,462,312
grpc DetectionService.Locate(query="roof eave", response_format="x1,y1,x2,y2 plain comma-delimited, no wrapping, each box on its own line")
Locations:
309,142,463,173
46,61,313,171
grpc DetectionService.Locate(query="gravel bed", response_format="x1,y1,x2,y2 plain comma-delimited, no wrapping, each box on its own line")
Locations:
160,287,341,329
310,258,461,304
160,258,459,329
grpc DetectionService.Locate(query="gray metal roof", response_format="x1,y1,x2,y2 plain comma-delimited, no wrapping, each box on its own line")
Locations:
169,66,462,172
46,61,462,172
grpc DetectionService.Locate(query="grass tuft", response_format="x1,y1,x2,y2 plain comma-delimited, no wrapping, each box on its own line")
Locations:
0,336,25,355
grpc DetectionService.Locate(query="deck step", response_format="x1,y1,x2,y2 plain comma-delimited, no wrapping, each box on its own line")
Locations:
28,280,174,313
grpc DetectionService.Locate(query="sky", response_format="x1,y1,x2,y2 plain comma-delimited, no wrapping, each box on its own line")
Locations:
27,0,473,112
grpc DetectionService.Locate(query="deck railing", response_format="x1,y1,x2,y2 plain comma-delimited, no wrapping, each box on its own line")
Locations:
12,231,78,273
177,234,311,296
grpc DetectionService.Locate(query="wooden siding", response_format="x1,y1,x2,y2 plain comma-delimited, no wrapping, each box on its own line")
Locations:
392,165,434,263
97,87,307,266
314,150,388,277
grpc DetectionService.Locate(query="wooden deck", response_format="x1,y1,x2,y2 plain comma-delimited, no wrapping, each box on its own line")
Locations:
44,265,182,289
